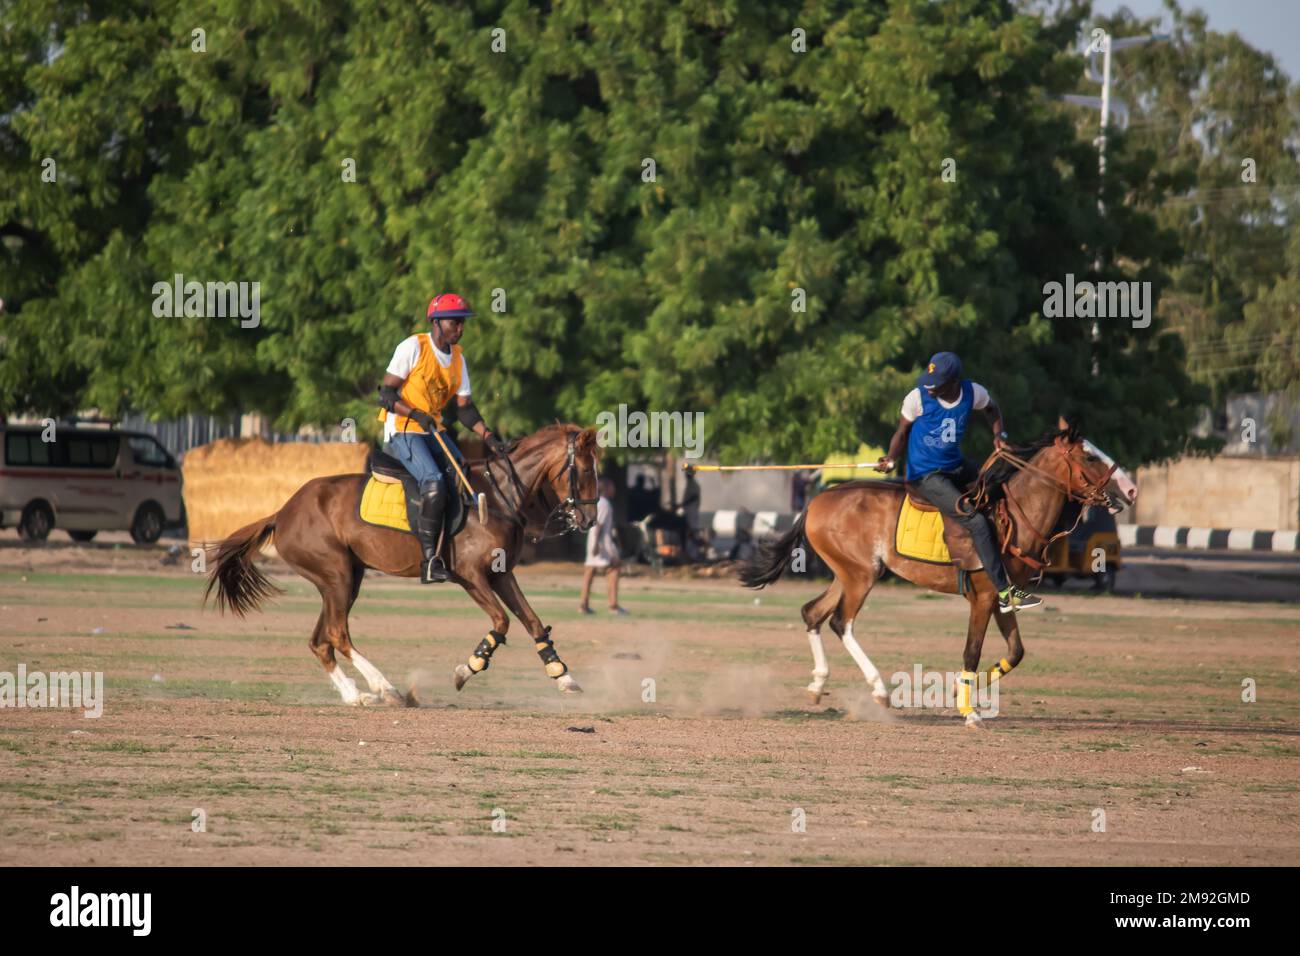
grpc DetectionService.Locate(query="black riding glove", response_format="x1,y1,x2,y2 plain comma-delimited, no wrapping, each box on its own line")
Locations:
485,433,508,456
409,409,437,432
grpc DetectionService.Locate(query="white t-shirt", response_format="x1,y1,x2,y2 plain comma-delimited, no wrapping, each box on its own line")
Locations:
900,383,990,422
585,496,619,567
384,334,472,441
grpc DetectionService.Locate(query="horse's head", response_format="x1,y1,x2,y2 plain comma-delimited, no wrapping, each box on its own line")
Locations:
539,426,602,534
1054,425,1126,512
1055,417,1137,514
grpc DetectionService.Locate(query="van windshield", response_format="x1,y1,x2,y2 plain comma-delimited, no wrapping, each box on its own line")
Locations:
128,435,174,468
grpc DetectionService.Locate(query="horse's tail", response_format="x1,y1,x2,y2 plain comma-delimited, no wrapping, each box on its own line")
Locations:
203,513,282,617
739,510,809,590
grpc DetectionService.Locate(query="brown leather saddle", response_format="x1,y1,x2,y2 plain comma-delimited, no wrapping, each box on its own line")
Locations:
902,480,985,571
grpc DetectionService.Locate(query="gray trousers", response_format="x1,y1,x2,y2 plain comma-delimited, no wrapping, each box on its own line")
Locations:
915,463,1010,591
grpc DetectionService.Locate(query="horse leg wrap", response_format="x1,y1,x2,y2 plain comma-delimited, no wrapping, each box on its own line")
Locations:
467,630,506,673
986,657,1014,683
956,670,977,716
534,625,568,679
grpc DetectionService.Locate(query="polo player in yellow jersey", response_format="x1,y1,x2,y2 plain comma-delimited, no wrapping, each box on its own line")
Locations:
377,293,507,583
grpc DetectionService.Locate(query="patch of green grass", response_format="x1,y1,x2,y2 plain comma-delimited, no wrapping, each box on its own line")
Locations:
78,740,175,754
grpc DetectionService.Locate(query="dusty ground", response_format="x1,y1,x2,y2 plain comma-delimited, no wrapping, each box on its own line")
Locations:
1,537,1297,866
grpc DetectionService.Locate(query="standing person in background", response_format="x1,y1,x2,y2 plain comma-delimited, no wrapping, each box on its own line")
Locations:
579,477,629,615
679,469,702,561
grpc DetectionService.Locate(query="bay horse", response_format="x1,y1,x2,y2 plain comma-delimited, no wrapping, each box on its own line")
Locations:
204,424,601,705
739,426,1133,725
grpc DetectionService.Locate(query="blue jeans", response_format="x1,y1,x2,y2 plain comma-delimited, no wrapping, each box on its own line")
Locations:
384,430,463,496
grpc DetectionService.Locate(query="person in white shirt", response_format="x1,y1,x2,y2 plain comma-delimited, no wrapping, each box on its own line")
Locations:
579,477,628,615
376,293,507,583
875,350,1040,612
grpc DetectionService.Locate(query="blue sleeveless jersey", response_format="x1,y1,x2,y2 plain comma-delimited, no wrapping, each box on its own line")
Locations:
906,380,975,480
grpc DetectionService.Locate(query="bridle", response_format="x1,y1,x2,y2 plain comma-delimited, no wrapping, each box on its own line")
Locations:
481,430,599,542
544,430,600,537
960,435,1118,573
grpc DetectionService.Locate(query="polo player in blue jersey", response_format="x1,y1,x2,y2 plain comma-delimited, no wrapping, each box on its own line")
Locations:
876,351,1042,612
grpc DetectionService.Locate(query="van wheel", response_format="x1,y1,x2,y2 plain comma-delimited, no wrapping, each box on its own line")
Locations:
67,530,98,543
19,502,54,542
130,502,165,544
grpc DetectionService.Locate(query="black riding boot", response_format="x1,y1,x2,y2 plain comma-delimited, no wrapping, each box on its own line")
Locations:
416,484,450,584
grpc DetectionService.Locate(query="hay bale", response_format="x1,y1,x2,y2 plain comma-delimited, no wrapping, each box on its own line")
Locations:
182,438,369,545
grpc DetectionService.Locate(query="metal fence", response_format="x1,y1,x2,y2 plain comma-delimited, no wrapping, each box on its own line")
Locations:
116,413,338,460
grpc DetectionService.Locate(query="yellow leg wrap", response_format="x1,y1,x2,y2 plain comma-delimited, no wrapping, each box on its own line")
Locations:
956,670,976,716
986,657,1013,683
533,626,568,678
468,632,502,673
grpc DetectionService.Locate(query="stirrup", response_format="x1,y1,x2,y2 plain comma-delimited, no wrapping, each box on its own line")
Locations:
421,555,450,584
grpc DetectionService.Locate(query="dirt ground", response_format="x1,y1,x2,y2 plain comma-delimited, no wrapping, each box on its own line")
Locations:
1,537,1297,866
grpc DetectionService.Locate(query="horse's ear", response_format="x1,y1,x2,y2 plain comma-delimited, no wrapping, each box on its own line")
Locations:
1057,414,1081,441
577,427,600,456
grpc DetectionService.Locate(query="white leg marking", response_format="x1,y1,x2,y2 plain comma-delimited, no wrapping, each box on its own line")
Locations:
328,665,361,704
555,672,582,694
842,620,888,701
806,629,829,695
349,650,396,694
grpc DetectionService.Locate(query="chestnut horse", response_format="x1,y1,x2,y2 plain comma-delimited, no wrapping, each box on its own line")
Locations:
205,424,601,704
740,427,1132,725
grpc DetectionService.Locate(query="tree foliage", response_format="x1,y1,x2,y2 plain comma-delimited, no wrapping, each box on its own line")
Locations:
1,0,1221,466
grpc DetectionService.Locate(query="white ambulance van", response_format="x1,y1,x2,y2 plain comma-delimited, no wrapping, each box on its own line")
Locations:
0,423,183,543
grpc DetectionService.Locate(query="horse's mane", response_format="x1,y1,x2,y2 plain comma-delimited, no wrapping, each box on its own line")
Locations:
465,422,596,467
975,425,1078,503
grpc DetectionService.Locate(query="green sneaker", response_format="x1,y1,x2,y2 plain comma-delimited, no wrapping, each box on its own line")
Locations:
998,585,1043,613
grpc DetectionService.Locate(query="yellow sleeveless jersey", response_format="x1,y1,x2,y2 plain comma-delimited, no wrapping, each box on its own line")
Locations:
378,336,464,434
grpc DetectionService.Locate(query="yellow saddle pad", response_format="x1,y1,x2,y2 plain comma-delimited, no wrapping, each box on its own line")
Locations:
895,496,951,564
359,476,411,533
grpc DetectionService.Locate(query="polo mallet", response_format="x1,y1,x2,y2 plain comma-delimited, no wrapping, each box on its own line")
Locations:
429,428,488,525
683,462,886,473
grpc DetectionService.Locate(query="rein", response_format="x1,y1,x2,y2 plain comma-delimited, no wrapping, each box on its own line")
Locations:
471,430,597,542
959,440,1116,573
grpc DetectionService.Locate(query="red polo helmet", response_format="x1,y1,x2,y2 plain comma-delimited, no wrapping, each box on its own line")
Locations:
427,293,475,320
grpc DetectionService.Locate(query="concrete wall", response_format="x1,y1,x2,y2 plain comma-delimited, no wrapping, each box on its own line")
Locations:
1135,456,1300,531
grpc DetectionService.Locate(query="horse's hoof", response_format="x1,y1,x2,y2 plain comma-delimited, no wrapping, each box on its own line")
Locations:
403,689,420,708
381,688,406,707
453,664,474,691
872,691,891,709
556,673,583,694
964,712,984,729
352,692,380,707
805,687,823,705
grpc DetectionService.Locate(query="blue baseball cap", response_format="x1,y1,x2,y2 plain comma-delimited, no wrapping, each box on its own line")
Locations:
917,352,962,388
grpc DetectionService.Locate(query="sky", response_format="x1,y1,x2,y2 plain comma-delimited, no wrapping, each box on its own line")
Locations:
1090,1,1300,80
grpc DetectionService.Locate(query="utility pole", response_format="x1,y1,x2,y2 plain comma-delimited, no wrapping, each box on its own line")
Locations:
1064,29,1169,375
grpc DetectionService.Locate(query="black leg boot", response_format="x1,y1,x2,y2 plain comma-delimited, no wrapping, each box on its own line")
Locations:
416,484,450,584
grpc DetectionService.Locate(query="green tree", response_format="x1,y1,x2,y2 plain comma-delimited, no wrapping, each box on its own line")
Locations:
2,0,1208,469
1085,0,1298,408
